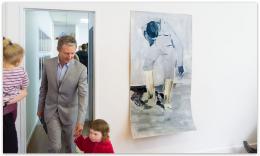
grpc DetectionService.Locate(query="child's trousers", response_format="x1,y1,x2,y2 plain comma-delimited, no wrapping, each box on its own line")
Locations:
3,112,18,153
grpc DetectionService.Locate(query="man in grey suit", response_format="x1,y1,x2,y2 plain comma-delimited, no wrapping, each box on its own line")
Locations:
37,35,88,153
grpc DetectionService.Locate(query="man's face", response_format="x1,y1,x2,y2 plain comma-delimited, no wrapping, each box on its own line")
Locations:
89,128,103,143
58,44,76,64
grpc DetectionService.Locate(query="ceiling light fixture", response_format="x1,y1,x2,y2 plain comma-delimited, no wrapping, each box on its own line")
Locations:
80,18,88,24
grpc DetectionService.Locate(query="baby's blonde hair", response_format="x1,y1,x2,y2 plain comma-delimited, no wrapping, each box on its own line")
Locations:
3,37,24,66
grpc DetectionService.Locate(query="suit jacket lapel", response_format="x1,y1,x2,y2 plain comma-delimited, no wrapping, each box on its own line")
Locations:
51,57,59,88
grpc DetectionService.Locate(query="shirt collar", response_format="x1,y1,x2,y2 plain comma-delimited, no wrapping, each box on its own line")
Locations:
57,58,71,67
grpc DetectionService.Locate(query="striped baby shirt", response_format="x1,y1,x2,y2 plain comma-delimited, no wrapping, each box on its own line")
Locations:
3,67,29,103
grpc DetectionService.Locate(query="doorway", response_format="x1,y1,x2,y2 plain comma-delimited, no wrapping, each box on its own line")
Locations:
24,9,94,152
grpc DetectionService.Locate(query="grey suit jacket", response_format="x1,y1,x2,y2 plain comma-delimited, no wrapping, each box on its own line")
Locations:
38,57,88,125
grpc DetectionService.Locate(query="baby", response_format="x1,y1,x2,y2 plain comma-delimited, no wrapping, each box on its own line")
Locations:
74,119,114,153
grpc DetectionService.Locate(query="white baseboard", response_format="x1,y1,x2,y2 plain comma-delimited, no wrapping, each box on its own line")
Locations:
195,143,257,153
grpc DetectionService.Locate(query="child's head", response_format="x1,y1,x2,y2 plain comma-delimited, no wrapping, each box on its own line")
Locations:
89,119,110,142
3,37,24,66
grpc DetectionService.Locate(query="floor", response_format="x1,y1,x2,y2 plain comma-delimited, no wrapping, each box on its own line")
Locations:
27,121,89,153
27,123,48,153
26,122,253,153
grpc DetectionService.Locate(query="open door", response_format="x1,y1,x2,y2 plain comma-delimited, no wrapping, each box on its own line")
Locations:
24,9,95,153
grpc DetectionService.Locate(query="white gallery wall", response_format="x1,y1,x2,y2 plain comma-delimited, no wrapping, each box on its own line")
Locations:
2,2,257,153
25,10,54,144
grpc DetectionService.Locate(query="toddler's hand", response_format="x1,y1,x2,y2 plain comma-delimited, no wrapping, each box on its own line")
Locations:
7,99,17,105
74,123,83,138
74,133,81,138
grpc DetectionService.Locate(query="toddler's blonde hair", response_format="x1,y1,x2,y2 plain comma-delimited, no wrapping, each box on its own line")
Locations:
3,37,24,66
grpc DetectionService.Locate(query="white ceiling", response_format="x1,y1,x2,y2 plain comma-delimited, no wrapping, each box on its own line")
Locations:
49,11,89,25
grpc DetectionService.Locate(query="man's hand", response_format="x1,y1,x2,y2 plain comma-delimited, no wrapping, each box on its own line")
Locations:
74,122,84,138
37,110,44,118
37,104,45,117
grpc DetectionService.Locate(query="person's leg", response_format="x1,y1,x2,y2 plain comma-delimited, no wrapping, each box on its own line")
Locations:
3,113,18,153
164,79,173,104
62,124,74,153
145,70,155,98
46,112,62,153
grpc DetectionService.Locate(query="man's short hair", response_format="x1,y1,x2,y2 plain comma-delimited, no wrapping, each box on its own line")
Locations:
57,35,77,51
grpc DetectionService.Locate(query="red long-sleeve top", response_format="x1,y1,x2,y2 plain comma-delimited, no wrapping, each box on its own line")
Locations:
74,135,114,153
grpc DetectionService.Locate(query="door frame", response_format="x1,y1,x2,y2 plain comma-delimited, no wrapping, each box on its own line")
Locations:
17,4,95,153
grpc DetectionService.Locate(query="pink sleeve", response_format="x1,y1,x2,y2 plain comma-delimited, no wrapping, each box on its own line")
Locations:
21,70,29,89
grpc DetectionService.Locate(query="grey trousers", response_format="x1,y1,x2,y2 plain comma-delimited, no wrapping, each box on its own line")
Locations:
46,111,74,153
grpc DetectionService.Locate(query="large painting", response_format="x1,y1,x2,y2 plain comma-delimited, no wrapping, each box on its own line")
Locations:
130,11,195,138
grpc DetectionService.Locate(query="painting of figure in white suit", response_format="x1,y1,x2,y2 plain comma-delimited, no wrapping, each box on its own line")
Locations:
130,11,195,138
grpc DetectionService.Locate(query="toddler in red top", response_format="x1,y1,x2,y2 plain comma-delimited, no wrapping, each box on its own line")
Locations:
74,119,114,153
